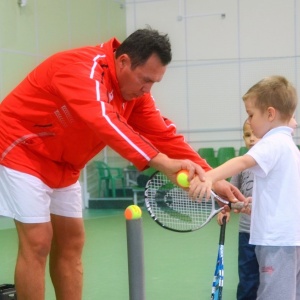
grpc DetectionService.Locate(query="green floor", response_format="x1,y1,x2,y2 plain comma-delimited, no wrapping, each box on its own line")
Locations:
0,208,239,299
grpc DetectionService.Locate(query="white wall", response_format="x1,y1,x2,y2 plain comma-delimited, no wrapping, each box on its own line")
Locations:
123,0,300,151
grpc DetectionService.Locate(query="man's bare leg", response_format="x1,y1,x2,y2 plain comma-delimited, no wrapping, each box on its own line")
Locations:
14,221,53,300
49,215,85,300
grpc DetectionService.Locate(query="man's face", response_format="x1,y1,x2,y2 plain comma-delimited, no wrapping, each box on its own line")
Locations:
116,53,167,101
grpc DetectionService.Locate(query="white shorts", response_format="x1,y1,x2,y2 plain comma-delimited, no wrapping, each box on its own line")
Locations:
0,165,83,223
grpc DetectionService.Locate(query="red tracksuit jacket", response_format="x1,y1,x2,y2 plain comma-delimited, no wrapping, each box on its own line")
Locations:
0,38,211,188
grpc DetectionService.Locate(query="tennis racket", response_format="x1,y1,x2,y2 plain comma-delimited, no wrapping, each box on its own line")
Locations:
144,171,245,232
211,216,226,300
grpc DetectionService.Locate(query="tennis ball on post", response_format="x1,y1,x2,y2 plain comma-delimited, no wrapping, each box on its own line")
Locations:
124,205,142,220
176,170,190,188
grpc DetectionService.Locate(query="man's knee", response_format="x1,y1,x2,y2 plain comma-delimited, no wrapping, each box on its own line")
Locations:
16,221,53,259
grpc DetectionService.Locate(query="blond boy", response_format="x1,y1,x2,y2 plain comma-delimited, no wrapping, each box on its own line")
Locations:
191,76,300,300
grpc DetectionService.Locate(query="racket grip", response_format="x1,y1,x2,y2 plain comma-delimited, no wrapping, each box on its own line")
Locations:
230,201,251,210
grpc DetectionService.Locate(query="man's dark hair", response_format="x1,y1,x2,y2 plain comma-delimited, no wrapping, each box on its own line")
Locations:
115,27,172,69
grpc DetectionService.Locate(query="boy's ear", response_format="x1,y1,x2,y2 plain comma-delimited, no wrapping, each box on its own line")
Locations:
267,107,276,121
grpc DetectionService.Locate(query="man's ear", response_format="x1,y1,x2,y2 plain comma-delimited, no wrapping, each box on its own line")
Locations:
267,107,276,121
116,54,130,69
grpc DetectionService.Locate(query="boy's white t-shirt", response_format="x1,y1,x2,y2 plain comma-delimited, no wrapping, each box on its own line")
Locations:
247,126,300,246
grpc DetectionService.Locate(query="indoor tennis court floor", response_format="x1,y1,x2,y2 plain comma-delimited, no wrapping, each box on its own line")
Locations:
0,207,239,299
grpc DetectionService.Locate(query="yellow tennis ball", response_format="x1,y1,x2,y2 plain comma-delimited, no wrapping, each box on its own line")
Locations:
176,170,190,188
124,205,142,220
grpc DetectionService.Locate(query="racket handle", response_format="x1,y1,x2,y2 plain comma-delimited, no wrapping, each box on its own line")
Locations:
230,201,251,210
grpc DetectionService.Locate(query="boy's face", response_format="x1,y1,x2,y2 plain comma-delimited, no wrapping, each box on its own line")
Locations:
243,122,260,149
244,96,270,138
288,116,298,135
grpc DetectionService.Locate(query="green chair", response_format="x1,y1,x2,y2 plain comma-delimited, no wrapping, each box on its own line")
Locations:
132,167,157,205
238,146,248,156
124,164,139,186
217,147,236,165
205,156,219,168
135,167,157,188
197,147,215,159
217,147,236,181
94,161,126,198
142,167,157,177
198,147,218,168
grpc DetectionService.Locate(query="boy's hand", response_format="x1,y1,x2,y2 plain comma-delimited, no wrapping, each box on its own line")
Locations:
236,197,252,214
188,175,212,200
217,211,230,225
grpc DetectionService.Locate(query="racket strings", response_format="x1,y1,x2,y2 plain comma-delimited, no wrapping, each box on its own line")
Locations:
145,173,214,231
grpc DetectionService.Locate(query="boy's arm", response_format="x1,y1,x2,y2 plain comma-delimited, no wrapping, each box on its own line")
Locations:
216,173,240,224
189,154,256,200
209,155,255,182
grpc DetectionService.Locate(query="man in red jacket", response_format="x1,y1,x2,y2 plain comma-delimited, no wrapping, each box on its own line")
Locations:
0,28,243,299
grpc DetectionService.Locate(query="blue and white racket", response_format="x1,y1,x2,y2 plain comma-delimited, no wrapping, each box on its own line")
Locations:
211,216,226,300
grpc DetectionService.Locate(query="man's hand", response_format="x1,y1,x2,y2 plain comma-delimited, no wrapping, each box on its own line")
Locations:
212,180,246,203
149,153,206,185
213,180,250,213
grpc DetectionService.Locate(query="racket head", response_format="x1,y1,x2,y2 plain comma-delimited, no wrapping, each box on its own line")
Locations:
144,171,226,232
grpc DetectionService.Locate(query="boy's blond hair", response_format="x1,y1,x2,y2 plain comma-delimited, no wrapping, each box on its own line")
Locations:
242,75,298,121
